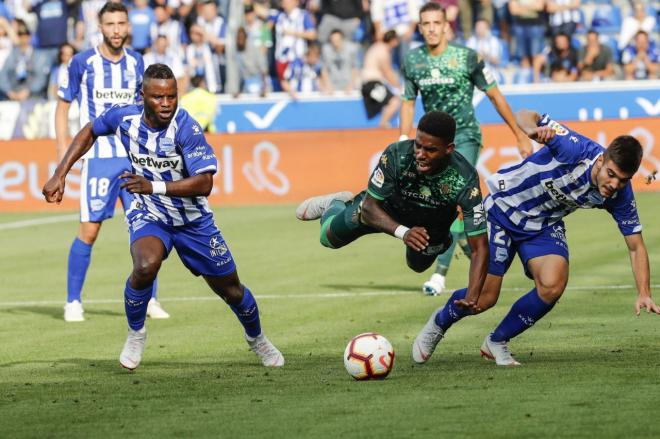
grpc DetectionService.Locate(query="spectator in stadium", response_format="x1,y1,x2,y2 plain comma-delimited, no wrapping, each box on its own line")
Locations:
144,35,188,94
150,3,186,58
128,0,156,54
0,15,17,72
295,111,489,309
316,0,365,44
54,1,168,322
322,29,359,93
622,30,659,80
196,0,228,92
28,0,74,75
457,0,494,40
399,2,532,296
465,18,504,81
0,20,49,101
180,74,218,131
43,63,285,371
274,0,317,90
47,42,75,100
73,0,108,50
412,109,659,367
491,0,511,41
370,0,418,65
546,0,581,37
186,22,222,93
360,29,401,128
533,32,578,83
508,0,545,72
578,29,615,81
281,40,330,99
618,0,657,51
235,24,269,97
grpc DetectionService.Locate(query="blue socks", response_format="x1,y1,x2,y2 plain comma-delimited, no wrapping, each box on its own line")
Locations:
67,238,92,303
491,288,555,342
229,287,262,338
124,279,152,331
435,288,471,332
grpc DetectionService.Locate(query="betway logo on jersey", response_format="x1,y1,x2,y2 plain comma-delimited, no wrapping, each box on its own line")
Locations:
94,88,134,104
129,152,183,172
542,179,578,207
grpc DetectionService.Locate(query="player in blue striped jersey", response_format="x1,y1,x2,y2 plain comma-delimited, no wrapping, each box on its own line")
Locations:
43,64,285,370
412,109,659,366
56,2,168,322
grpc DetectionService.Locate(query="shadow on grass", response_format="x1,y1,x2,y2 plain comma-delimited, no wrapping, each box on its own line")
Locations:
0,306,123,320
321,283,419,292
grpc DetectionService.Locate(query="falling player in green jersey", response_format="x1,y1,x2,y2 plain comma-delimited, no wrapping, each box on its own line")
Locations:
296,111,489,306
399,2,532,296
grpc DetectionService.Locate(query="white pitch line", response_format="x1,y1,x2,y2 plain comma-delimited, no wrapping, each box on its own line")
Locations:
0,214,78,231
0,284,657,308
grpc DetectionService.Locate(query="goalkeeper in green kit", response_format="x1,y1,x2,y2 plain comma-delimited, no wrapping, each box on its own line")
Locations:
399,2,532,295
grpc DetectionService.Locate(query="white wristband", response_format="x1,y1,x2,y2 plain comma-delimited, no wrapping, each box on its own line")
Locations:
151,181,166,195
398,134,409,142
394,225,410,240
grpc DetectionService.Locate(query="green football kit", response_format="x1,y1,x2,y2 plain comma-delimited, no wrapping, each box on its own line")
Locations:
319,140,487,272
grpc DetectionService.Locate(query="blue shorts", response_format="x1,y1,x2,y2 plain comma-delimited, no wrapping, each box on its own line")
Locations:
126,210,237,277
80,157,133,222
512,23,546,60
487,218,569,279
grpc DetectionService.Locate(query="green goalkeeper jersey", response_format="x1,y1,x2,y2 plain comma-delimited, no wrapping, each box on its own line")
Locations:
401,44,497,147
366,140,487,238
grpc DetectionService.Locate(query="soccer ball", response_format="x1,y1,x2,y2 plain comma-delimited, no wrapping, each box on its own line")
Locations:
343,333,395,380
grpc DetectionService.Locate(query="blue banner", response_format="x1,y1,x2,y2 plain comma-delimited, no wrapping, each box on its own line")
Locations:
215,81,660,133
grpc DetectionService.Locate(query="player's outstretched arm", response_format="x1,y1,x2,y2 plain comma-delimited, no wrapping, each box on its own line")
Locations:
42,122,96,204
515,109,556,144
361,193,429,251
399,99,415,140
624,233,660,315
485,87,533,158
120,172,213,198
454,232,489,312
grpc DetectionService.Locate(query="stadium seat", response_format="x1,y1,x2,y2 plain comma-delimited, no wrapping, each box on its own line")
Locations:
601,35,621,63
575,8,587,34
512,68,533,84
591,5,623,35
499,38,510,67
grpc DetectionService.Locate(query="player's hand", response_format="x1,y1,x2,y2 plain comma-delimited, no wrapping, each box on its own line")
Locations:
635,296,660,316
532,126,556,144
42,175,66,204
402,226,429,252
120,172,152,194
454,292,482,313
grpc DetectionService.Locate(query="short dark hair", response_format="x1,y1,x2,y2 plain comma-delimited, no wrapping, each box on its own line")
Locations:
144,63,176,82
191,75,206,88
383,30,398,43
329,29,344,38
419,2,445,18
417,111,456,143
98,1,128,21
604,135,643,175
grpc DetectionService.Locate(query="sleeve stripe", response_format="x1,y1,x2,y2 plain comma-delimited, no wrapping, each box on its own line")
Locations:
366,188,385,200
195,165,217,174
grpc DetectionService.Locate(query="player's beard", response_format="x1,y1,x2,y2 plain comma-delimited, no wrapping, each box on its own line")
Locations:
103,34,128,52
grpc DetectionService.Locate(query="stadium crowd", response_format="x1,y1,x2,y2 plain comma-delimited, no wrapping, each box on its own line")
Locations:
0,0,658,102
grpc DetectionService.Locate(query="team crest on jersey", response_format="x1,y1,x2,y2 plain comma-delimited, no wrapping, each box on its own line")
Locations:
447,57,458,69
469,187,480,199
159,137,175,153
431,68,440,79
192,124,202,135
380,154,388,166
371,168,385,188
548,120,568,136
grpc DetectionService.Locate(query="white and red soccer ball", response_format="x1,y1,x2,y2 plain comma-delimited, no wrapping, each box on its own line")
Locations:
343,333,395,380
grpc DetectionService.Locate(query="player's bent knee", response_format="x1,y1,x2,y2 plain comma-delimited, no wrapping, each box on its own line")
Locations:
132,259,161,283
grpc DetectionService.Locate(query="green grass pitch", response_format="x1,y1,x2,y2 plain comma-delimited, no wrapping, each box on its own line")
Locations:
1,194,659,438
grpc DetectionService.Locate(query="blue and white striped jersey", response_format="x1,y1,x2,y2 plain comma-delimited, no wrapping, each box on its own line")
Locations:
92,105,218,226
485,114,642,238
58,47,144,159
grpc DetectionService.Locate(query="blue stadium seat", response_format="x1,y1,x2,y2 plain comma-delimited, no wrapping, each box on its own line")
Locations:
591,5,623,35
601,35,621,63
499,38,510,67
512,68,534,84
575,8,587,34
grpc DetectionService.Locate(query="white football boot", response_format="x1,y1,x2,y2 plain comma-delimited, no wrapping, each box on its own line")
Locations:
295,191,354,221
247,334,285,367
147,298,170,319
119,327,147,371
412,308,445,363
480,334,521,366
64,300,85,322
422,273,446,296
